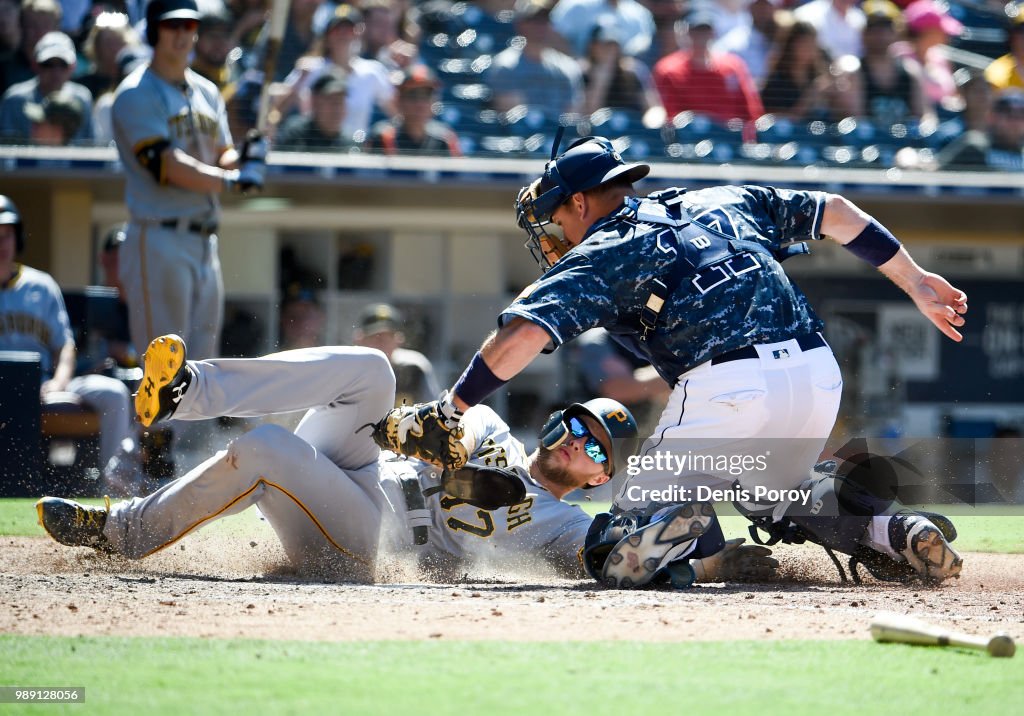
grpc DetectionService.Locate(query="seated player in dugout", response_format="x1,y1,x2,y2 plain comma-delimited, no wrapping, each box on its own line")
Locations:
35,333,779,583
376,132,967,589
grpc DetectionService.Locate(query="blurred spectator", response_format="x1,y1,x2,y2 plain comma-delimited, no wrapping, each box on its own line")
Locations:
488,0,584,114
461,0,519,56
191,6,235,91
278,288,326,350
0,0,22,92
710,0,753,40
2,0,63,93
369,65,461,155
896,0,963,116
984,11,1024,92
360,0,418,70
24,86,85,144
353,302,440,407
227,0,268,55
0,197,133,474
0,31,94,143
92,43,150,146
856,0,922,123
652,9,763,125
641,0,685,67
582,15,662,117
712,0,781,87
78,12,136,100
793,0,865,60
551,0,655,58
760,19,832,120
246,0,319,83
278,4,396,140
276,67,360,150
570,328,670,437
936,86,1024,171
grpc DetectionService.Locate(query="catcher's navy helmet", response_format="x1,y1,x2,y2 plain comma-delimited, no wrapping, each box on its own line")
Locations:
145,0,201,45
0,195,24,253
516,135,649,270
539,398,639,481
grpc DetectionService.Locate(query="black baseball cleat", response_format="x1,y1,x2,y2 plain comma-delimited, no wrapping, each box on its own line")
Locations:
135,334,192,428
602,502,715,588
36,497,111,550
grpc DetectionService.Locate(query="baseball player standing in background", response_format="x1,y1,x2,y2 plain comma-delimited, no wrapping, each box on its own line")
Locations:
112,0,265,364
112,0,264,475
35,334,775,582
380,135,968,589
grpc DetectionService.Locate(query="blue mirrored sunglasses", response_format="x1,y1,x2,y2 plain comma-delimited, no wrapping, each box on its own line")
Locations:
568,417,608,465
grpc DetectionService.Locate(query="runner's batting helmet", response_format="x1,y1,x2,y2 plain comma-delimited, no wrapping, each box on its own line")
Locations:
539,398,639,481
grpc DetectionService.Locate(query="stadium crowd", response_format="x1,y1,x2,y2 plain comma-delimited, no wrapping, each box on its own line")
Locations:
0,0,1022,168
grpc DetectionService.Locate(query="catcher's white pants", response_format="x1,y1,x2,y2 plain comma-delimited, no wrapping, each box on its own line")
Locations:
103,347,412,580
614,336,843,511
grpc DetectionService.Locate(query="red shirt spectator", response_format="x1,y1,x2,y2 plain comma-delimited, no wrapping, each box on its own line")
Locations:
652,10,763,125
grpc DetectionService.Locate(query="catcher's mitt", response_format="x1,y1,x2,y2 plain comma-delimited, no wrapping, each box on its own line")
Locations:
370,399,468,470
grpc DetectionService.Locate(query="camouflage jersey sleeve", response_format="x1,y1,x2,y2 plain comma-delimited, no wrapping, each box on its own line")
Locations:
682,185,828,251
499,246,624,351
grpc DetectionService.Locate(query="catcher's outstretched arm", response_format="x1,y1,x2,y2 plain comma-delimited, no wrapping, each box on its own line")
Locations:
450,319,550,411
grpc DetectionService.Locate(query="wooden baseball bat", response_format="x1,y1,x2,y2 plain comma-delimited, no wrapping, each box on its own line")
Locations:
871,612,1016,658
256,0,292,133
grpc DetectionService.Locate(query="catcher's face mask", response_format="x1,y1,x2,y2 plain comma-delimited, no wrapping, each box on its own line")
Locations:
516,179,574,272
516,133,650,272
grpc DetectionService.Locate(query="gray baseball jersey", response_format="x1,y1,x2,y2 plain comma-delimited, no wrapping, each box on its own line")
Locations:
111,65,231,358
112,65,230,221
101,346,592,580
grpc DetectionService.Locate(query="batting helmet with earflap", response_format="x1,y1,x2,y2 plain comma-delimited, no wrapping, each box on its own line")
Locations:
538,397,639,481
0,195,24,253
145,0,202,46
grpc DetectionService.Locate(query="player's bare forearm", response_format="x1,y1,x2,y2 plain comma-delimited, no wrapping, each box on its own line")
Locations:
218,147,240,170
878,249,968,342
164,148,233,194
819,194,871,244
449,319,548,412
45,341,76,393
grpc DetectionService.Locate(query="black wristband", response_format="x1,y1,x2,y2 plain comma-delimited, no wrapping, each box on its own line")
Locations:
845,218,901,267
452,352,507,408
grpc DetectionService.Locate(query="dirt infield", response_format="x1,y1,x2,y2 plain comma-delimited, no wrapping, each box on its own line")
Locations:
2,535,1022,644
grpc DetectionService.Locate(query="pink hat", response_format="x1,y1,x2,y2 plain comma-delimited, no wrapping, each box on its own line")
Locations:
904,0,964,36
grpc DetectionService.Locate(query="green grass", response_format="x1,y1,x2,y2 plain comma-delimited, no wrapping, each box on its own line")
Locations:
1,636,1020,715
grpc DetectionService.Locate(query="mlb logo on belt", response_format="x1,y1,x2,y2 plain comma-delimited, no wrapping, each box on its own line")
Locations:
772,349,790,359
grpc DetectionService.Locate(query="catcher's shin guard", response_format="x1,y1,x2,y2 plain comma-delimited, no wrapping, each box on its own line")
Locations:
600,502,716,589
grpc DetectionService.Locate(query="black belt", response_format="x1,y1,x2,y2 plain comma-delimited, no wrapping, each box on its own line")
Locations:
711,333,827,365
160,218,218,236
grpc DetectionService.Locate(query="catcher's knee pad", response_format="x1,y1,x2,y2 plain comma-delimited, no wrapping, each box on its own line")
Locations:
583,502,721,589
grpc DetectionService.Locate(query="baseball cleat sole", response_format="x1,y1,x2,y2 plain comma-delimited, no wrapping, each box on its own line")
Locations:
602,502,715,588
135,334,188,428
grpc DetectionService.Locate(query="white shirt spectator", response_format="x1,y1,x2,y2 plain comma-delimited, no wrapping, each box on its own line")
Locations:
713,23,773,86
551,0,655,58
793,0,865,60
283,55,396,138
